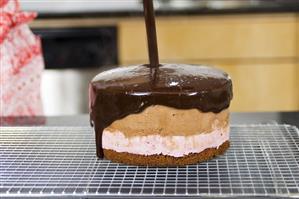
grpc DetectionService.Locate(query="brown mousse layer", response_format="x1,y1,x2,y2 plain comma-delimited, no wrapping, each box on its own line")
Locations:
106,105,229,137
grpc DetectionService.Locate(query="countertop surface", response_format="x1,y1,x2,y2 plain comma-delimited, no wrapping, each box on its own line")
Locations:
21,0,299,19
1,112,299,128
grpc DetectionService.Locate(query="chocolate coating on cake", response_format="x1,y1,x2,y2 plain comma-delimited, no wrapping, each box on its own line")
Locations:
89,63,233,157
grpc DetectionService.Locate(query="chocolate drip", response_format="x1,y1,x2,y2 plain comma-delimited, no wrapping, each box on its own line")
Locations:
89,64,233,158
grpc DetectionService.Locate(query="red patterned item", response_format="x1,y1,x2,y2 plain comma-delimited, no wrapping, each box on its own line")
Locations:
0,0,44,116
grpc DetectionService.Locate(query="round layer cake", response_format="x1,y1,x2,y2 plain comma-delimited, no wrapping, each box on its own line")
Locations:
89,63,233,166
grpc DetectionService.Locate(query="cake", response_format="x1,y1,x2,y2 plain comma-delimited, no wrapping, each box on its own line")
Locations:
89,63,233,166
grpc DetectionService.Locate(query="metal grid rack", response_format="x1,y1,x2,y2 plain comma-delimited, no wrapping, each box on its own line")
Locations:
1,125,299,198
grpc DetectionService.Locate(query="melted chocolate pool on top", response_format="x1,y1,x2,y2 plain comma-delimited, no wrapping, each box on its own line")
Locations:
89,64,233,157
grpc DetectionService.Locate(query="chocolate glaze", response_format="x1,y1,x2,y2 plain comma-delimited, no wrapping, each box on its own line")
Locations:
89,63,233,158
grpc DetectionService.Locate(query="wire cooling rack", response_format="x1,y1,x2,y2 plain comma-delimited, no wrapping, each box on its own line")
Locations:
0,125,299,198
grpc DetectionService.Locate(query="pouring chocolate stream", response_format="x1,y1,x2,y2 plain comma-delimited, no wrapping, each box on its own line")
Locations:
143,0,159,68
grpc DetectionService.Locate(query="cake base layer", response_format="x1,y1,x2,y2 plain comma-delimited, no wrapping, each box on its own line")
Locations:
103,141,229,167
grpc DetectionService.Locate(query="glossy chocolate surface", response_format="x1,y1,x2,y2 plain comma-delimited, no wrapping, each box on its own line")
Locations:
89,64,233,157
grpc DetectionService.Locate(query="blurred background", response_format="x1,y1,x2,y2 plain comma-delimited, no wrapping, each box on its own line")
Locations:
20,0,299,115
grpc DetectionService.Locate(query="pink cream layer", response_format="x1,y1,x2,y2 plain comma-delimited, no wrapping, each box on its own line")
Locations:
102,127,229,157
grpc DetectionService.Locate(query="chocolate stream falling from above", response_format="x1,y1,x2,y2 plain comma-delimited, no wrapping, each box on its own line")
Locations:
143,0,159,68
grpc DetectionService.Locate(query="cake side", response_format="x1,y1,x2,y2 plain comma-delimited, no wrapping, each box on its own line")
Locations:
101,105,230,165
